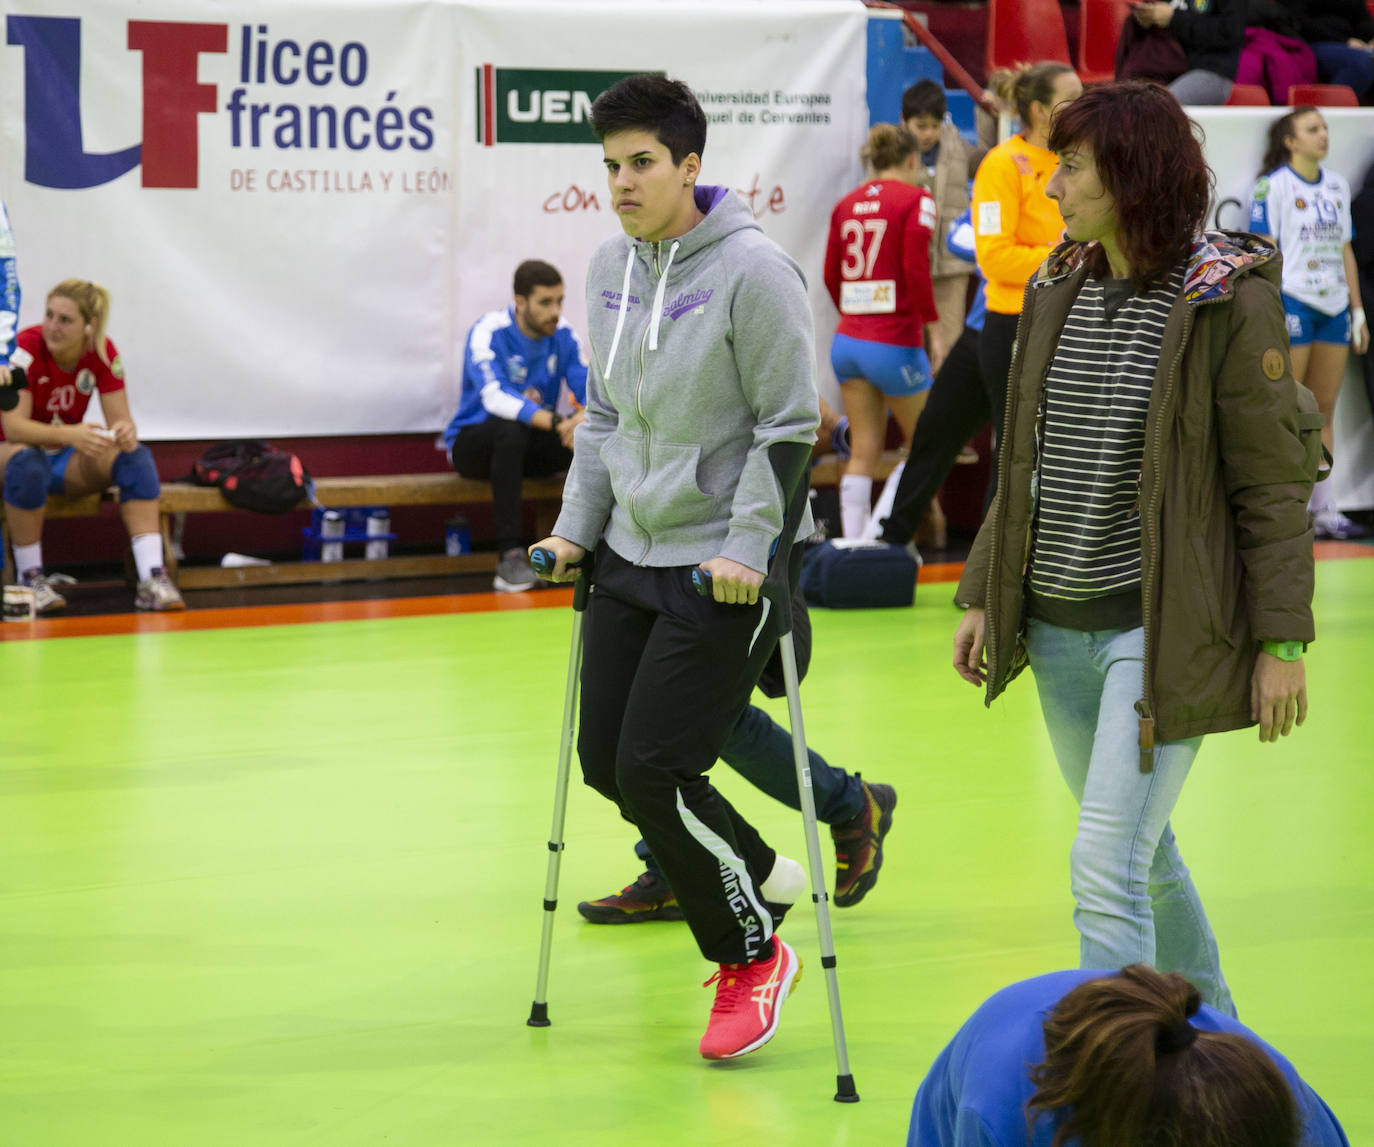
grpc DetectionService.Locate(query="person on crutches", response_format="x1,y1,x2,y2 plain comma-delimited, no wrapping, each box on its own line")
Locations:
530,73,821,1063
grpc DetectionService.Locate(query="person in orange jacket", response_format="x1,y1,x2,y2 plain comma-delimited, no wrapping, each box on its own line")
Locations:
970,61,1081,505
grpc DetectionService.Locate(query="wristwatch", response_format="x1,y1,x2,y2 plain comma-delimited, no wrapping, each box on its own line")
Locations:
550,413,564,430
1260,639,1304,661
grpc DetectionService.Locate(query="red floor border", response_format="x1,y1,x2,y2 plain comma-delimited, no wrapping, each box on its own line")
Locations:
2,549,1365,641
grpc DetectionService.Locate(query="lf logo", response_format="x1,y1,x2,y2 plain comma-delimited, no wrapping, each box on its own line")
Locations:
7,15,227,189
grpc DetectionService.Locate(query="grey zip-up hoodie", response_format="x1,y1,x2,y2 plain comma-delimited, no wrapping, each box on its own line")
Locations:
553,185,819,572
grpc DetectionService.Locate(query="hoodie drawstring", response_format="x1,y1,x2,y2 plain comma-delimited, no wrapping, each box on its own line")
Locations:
604,238,681,378
648,240,680,352
604,245,635,380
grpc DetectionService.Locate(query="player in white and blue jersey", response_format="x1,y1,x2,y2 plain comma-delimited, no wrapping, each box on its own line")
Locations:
1249,107,1370,538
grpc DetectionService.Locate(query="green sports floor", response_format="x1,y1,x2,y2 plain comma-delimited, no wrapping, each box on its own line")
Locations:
3,551,1372,1146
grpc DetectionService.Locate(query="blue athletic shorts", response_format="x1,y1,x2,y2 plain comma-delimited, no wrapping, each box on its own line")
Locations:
830,333,932,397
1282,295,1350,346
46,446,75,496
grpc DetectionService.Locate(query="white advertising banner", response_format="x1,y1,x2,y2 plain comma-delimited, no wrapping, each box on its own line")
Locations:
1,0,457,438
0,0,869,439
447,0,870,420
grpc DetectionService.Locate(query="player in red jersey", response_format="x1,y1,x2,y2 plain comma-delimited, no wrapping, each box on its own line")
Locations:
824,123,941,539
0,280,183,612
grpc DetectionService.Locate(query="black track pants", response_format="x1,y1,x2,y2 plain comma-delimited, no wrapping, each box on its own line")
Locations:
577,546,779,965
449,419,571,552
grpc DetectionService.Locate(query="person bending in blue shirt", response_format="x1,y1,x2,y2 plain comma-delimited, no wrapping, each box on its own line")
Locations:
443,260,589,592
910,965,1348,1147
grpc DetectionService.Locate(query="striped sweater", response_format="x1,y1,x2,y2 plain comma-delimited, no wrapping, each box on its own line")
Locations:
1027,268,1183,630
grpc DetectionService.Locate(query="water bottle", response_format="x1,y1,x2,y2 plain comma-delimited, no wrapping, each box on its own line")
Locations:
3,584,36,622
445,514,471,556
365,508,391,560
321,510,345,562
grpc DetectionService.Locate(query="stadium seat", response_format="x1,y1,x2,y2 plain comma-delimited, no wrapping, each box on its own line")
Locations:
1077,0,1132,85
985,0,1072,78
1226,84,1271,106
1287,84,1359,107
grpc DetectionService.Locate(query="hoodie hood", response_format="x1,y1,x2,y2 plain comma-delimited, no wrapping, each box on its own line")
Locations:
603,185,760,378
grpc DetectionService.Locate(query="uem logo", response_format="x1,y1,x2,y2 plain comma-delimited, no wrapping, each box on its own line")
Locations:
7,16,226,189
476,67,641,146
7,16,438,191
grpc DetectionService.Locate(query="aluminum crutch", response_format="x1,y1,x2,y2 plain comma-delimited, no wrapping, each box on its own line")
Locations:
693,440,859,1102
526,548,591,1028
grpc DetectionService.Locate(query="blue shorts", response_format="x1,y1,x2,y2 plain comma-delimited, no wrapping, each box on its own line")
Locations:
830,333,932,397
1282,296,1350,346
46,446,75,496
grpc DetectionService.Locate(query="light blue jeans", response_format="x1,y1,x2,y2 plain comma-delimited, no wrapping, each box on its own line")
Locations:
1026,619,1236,1016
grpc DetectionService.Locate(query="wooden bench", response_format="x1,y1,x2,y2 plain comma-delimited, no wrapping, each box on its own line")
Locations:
164,452,905,588
809,449,903,487
2,451,905,590
158,472,567,589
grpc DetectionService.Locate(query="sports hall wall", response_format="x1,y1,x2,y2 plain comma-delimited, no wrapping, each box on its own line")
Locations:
3,1,1372,519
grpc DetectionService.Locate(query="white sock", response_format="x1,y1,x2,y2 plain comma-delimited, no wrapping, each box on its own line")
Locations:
1308,480,1334,514
760,853,807,905
131,533,164,582
862,460,906,541
839,474,872,539
13,541,42,578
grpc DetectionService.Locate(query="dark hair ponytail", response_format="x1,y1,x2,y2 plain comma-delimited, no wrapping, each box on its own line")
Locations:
1027,965,1300,1147
1260,106,1319,176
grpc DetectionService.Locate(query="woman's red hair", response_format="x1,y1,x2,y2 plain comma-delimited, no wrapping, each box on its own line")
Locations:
1048,82,1212,288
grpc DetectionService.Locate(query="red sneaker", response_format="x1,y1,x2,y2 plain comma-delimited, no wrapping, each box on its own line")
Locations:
698,937,801,1060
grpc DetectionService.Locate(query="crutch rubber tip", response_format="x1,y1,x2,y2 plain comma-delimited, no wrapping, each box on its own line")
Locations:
834,1074,860,1103
527,1002,551,1027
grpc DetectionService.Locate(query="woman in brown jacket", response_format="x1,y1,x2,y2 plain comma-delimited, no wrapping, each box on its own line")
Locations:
951,83,1320,1017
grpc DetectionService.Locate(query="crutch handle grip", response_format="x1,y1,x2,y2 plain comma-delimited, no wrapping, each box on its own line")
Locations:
530,546,584,580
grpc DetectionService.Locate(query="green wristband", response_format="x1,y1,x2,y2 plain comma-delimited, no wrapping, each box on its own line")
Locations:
1261,640,1304,662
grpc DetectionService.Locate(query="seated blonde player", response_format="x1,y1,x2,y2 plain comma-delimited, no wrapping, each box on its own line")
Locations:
0,280,183,612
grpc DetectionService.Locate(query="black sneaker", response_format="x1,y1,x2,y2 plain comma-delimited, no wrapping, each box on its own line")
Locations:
577,870,685,924
830,780,896,908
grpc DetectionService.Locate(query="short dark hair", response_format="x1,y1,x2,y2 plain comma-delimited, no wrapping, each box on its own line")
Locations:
1047,81,1211,288
513,260,562,298
589,74,707,165
1028,966,1299,1147
902,79,946,122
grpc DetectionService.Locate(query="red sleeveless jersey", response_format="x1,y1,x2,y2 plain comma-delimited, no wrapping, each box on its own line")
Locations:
824,179,938,345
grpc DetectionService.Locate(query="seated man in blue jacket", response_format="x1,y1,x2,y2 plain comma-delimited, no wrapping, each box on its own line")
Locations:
443,260,588,592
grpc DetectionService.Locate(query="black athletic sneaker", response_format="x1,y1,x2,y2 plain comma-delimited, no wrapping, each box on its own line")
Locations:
830,780,897,908
577,870,684,924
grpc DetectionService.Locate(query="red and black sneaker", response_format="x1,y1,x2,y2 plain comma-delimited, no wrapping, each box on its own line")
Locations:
830,780,897,908
576,869,684,924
